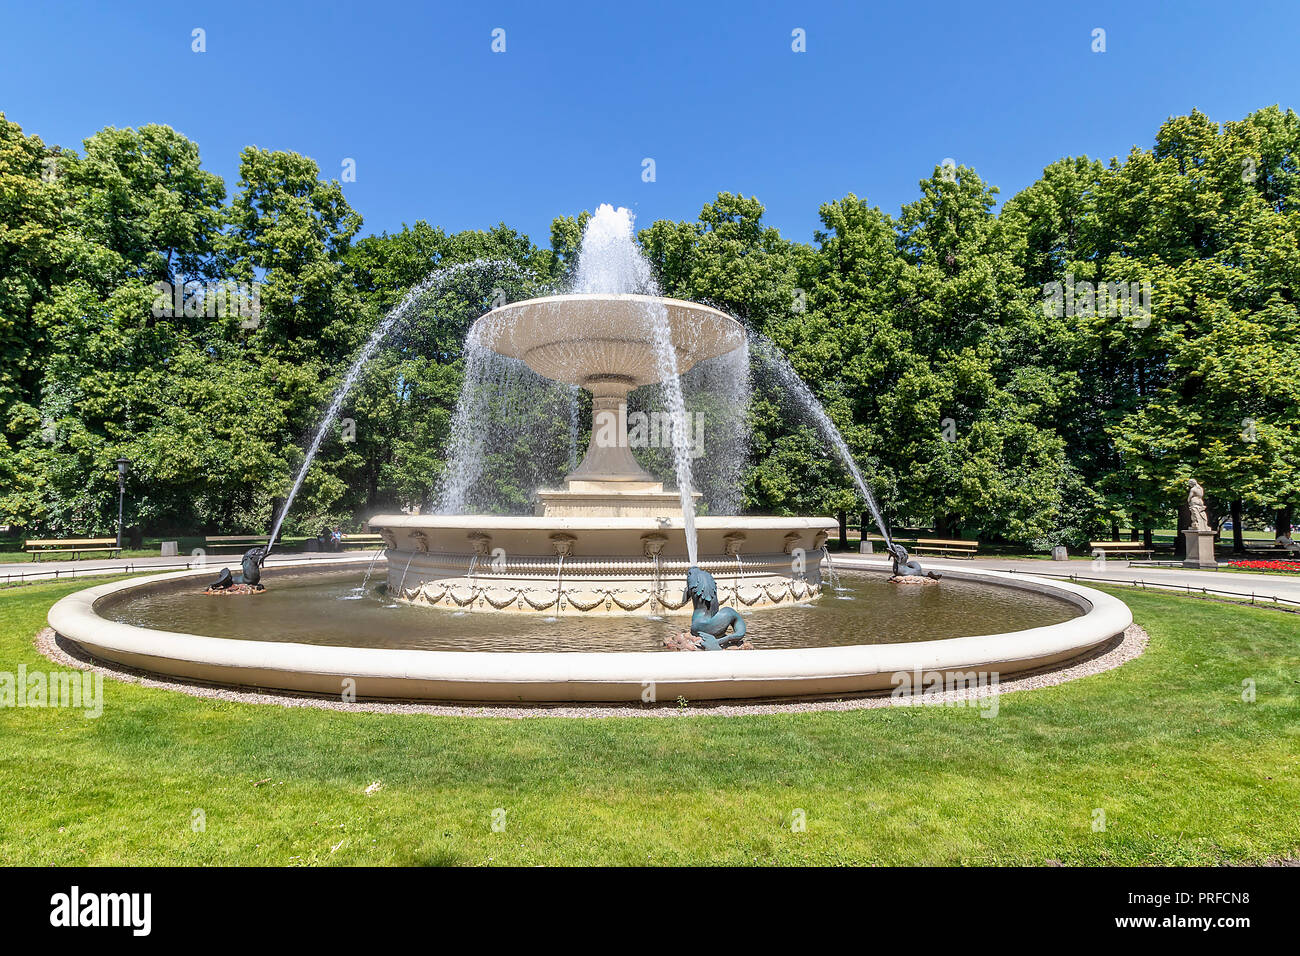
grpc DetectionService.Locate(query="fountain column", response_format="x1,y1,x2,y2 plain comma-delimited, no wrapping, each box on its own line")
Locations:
567,376,657,484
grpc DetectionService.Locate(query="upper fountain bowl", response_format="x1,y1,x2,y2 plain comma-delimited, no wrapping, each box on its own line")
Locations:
472,293,745,389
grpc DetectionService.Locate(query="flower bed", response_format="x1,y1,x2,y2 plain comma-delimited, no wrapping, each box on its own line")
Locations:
1228,559,1300,573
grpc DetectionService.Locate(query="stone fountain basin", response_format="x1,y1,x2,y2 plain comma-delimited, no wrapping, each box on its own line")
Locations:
472,293,745,387
369,514,832,558
47,560,1132,703
368,515,837,614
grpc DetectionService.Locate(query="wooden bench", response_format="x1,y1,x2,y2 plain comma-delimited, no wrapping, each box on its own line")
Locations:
866,535,917,551
1089,540,1154,560
25,538,122,561
911,538,980,558
340,533,384,549
1233,542,1294,557
866,536,979,558
204,535,271,553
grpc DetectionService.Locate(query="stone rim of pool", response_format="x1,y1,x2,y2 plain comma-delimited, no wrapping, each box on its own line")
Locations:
48,559,1133,703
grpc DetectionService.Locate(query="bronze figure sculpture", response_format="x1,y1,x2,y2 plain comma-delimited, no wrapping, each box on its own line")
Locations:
683,566,747,650
889,543,941,581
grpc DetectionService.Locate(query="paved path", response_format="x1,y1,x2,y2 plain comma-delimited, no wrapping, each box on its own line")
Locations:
0,549,379,585
832,553,1300,605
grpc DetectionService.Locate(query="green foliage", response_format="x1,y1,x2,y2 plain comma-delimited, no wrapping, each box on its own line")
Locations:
0,108,1296,544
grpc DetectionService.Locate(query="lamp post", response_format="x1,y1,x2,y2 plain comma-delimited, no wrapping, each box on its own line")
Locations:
116,457,131,550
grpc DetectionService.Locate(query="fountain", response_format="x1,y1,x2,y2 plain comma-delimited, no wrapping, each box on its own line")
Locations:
369,206,835,617
45,204,1135,703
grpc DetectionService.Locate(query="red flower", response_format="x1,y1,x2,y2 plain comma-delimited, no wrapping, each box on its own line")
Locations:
1228,559,1300,573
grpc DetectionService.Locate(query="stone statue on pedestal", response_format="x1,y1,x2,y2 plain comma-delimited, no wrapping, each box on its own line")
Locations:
1183,478,1216,569
1187,478,1210,532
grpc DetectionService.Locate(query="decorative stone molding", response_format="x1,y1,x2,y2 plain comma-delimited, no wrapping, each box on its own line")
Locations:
370,516,837,615
408,530,430,553
400,576,823,614
549,532,578,557
640,532,669,558
723,532,747,556
782,531,803,554
813,530,829,550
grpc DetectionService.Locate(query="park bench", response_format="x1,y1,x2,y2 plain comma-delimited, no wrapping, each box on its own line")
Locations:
1232,541,1294,557
911,538,980,558
25,538,122,561
865,535,917,551
865,536,979,558
1089,540,1154,560
204,534,271,553
340,533,384,549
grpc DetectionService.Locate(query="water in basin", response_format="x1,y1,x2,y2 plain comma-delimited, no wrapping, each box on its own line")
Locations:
99,568,1080,653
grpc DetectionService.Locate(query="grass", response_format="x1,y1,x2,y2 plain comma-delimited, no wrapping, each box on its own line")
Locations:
0,577,1297,865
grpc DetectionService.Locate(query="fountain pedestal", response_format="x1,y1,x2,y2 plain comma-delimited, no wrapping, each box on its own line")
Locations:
535,480,701,518
535,382,702,518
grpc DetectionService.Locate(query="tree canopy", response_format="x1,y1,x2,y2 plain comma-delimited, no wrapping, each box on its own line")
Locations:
2,107,1296,547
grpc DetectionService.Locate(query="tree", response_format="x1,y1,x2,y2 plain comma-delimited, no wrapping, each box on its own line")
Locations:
881,165,1074,540
0,115,67,515
3,108,1295,550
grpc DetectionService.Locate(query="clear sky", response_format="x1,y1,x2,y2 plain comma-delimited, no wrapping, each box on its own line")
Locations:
2,0,1297,246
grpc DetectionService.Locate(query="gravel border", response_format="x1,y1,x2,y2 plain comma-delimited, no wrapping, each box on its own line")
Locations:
35,622,1147,719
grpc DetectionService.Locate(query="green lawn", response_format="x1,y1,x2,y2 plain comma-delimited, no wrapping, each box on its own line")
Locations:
0,577,1296,866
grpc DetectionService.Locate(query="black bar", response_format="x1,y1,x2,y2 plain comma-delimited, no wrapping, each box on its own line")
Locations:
0,866,1286,941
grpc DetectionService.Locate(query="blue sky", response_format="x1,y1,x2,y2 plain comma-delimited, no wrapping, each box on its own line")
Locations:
2,0,1297,246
